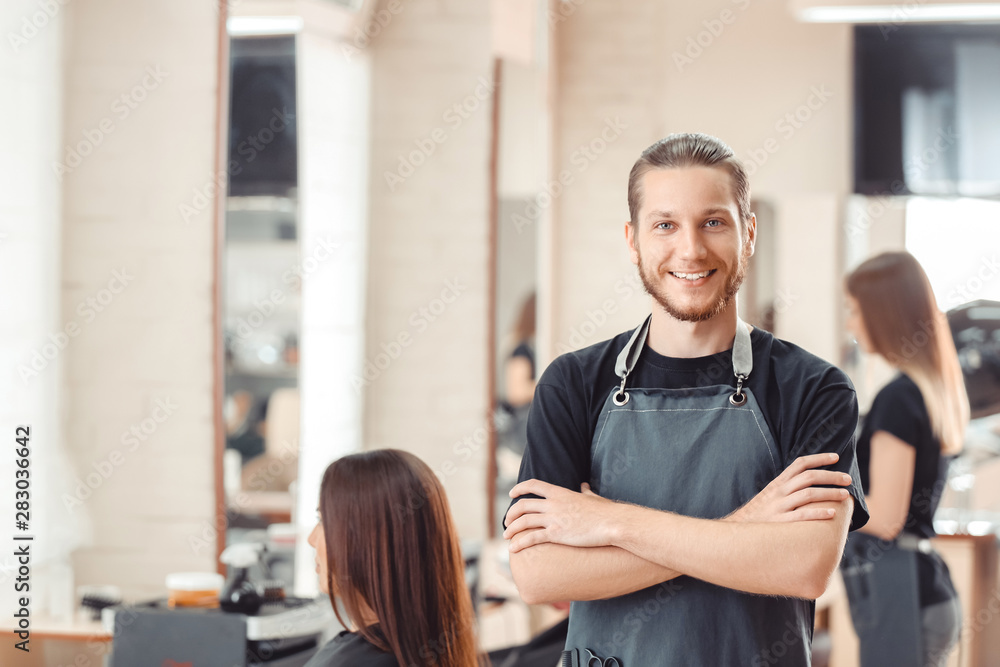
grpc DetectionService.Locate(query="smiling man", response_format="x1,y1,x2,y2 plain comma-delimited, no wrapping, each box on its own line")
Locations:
503,133,869,666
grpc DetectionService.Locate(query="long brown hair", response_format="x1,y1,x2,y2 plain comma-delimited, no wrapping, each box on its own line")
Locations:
846,252,969,455
513,291,536,343
318,449,481,666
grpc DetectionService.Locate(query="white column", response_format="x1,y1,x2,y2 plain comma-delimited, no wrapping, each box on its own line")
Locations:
294,27,370,597
0,0,76,618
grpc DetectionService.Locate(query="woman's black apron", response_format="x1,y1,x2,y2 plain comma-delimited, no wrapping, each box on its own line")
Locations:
841,531,925,665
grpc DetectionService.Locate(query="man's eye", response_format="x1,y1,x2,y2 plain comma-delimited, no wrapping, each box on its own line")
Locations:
705,219,722,227
656,222,673,230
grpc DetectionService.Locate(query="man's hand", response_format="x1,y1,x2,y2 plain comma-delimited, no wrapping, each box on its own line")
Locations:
504,452,853,553
503,480,624,552
727,452,853,523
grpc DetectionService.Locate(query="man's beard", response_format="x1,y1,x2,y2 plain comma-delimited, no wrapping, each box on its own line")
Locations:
637,241,752,323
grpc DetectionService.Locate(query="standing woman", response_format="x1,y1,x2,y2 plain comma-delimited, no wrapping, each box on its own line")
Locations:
843,251,969,666
305,449,483,667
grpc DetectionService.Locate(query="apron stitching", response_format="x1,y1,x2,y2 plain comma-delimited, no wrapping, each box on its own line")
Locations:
592,405,618,455
603,406,776,472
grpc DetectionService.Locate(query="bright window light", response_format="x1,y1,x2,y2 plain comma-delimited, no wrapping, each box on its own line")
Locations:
799,4,1000,23
227,17,304,36
905,197,1000,310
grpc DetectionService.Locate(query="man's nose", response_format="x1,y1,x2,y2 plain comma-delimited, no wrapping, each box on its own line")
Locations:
677,225,707,260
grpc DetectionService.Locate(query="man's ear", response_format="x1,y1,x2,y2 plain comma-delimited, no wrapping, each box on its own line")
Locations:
625,220,639,266
745,212,757,257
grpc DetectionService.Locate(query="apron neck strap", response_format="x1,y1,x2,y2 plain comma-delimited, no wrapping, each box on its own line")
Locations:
614,315,652,378
615,315,754,380
733,316,753,379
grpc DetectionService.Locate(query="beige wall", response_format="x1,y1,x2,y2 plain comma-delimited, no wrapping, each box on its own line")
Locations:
364,0,494,538
549,0,853,364
60,0,221,598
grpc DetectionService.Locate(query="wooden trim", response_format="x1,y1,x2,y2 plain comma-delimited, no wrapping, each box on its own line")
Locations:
0,630,112,642
213,0,231,575
486,57,503,538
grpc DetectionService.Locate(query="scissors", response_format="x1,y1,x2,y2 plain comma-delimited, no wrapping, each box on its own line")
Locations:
584,648,622,667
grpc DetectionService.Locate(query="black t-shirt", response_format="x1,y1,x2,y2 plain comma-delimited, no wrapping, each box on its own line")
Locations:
506,324,870,531
303,629,399,667
856,373,956,605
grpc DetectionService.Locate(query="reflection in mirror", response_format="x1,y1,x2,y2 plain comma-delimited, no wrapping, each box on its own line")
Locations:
222,34,300,588
495,291,536,530
491,58,543,531
741,199,776,332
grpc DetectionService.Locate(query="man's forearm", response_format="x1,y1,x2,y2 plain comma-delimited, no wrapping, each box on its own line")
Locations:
510,536,681,605
612,499,852,599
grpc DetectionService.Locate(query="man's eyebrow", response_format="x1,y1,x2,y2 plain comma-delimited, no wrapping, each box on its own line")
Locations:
701,207,734,217
644,207,734,220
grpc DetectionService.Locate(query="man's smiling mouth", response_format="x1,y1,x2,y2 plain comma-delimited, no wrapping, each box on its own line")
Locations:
669,269,716,281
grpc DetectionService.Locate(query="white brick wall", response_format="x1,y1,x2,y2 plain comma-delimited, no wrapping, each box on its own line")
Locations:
59,0,220,599
365,0,494,538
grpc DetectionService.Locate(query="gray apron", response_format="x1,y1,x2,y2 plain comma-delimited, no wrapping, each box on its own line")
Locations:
841,532,923,666
562,315,813,666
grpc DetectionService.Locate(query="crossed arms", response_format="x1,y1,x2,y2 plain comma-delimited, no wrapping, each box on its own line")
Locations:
504,453,854,604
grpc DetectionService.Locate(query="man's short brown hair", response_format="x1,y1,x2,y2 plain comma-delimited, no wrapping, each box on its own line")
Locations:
627,133,751,226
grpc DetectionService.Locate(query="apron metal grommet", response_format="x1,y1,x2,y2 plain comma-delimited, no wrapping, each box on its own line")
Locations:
729,373,747,406
613,374,629,406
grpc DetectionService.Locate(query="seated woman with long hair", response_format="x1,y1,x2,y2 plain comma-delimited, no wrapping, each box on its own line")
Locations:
305,449,483,666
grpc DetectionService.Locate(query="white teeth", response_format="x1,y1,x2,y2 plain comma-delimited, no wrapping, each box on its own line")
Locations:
671,271,711,280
